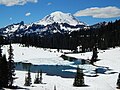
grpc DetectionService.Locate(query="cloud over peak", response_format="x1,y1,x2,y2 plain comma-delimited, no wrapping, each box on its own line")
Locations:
48,2,52,6
74,6,120,18
0,0,38,6
25,12,31,16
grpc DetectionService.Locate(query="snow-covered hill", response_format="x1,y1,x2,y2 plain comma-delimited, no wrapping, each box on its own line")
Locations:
2,44,120,90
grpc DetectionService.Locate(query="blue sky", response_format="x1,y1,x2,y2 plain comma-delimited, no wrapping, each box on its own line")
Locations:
0,0,120,27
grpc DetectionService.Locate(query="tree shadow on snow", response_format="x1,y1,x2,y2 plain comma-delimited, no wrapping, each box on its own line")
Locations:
93,65,118,75
5,86,30,90
73,84,89,87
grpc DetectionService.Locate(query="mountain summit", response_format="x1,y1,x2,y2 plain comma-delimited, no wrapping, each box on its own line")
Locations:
36,11,85,26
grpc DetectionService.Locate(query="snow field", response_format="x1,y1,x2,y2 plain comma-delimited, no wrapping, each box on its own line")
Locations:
2,44,120,90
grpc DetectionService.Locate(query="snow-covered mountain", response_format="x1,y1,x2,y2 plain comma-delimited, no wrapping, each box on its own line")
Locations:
91,21,108,29
0,21,28,35
36,11,85,26
0,11,87,36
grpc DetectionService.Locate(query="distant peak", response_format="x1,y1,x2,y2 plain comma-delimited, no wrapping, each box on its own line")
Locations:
50,11,69,16
51,11,64,14
36,11,86,26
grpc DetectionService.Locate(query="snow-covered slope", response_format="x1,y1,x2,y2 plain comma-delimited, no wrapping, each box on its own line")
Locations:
0,21,28,35
36,11,85,26
2,44,120,90
2,44,71,65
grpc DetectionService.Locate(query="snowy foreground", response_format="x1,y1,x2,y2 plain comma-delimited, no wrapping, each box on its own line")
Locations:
2,44,120,90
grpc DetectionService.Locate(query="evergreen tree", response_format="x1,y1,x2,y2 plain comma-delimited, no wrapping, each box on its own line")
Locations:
117,73,120,89
73,66,85,87
54,85,56,90
0,46,3,89
24,69,32,86
90,45,98,64
7,43,15,87
39,70,42,84
34,71,40,84
0,55,9,87
0,46,9,88
34,70,43,84
0,45,2,57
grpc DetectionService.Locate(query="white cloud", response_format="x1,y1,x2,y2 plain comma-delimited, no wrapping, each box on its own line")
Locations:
48,2,52,5
9,17,12,20
0,0,38,6
74,6,120,18
25,12,31,16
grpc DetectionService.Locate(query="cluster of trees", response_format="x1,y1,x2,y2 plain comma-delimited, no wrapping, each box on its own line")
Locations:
24,70,42,86
24,69,58,90
0,20,120,52
97,20,120,49
19,33,77,50
9,19,120,52
0,43,15,89
34,71,42,84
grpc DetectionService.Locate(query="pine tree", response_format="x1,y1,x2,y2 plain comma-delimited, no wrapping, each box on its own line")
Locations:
0,55,9,87
39,70,42,84
34,70,43,84
0,46,9,88
7,43,15,87
34,71,40,84
54,85,56,90
0,45,2,57
117,73,120,89
24,69,32,86
90,45,98,64
0,45,2,88
73,66,85,87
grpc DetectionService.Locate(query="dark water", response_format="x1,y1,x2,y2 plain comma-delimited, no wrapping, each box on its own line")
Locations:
15,62,76,78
